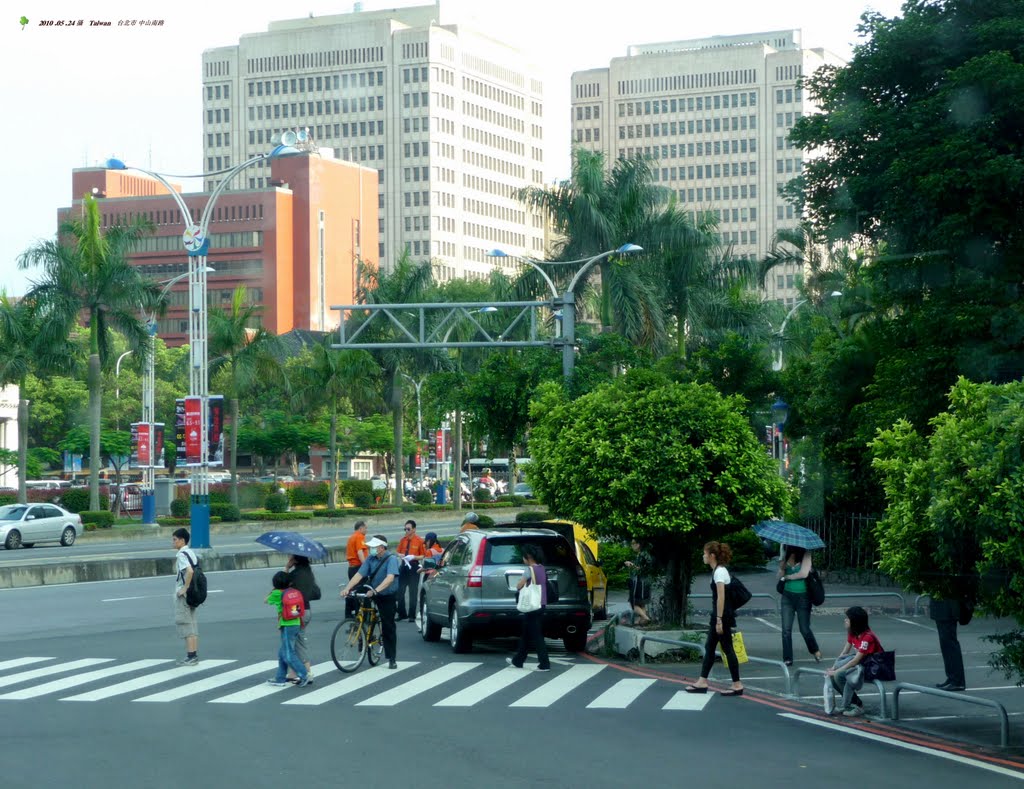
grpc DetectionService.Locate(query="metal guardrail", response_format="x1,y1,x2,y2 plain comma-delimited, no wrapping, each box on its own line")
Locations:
817,592,906,616
792,666,889,719
892,682,1010,747
914,594,932,617
637,634,792,694
690,592,778,610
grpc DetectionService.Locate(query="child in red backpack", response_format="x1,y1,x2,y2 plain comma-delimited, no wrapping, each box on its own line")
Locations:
265,571,309,687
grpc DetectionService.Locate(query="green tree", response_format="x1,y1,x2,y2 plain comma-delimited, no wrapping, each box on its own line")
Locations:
0,294,75,501
528,370,789,624
290,338,381,507
208,285,287,505
59,427,132,516
19,195,158,510
871,377,1024,679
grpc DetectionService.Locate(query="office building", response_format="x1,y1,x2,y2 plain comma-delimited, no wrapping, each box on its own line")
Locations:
201,2,546,281
62,153,378,345
571,30,844,305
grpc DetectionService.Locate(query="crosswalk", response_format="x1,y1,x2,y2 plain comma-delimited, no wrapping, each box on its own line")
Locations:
0,656,715,712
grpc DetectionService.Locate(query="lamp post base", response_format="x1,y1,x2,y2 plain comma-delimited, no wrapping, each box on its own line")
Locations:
190,498,211,548
141,492,156,525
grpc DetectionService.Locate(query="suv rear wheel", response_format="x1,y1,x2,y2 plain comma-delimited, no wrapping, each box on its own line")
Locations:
563,630,588,653
448,605,473,654
420,596,441,642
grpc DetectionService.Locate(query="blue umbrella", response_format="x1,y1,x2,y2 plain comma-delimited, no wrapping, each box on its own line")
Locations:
752,520,825,550
256,531,329,562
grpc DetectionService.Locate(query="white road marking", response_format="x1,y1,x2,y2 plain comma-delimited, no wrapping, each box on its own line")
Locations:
663,690,714,711
134,661,278,701
780,712,1024,781
755,617,782,631
356,662,480,706
283,662,418,706
62,660,236,701
513,664,605,707
587,678,656,709
434,665,532,707
0,658,52,672
102,590,224,602
0,659,113,689
1,660,170,699
890,617,935,631
211,661,336,704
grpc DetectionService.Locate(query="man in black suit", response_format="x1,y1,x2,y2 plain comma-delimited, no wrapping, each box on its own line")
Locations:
930,598,967,691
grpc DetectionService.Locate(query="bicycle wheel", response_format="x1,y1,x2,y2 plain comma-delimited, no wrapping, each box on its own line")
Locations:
366,621,384,666
331,618,366,673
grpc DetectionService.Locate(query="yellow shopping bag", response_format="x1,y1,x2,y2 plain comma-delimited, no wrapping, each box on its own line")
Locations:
717,631,749,664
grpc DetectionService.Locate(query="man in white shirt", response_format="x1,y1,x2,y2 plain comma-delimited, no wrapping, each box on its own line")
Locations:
172,528,200,666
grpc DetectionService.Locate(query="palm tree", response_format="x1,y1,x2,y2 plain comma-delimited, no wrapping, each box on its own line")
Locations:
208,286,287,506
517,149,705,354
0,294,76,502
355,252,436,504
18,195,157,510
291,337,380,508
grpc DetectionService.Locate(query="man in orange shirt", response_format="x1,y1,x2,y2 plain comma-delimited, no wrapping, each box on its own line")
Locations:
344,520,368,619
396,519,427,622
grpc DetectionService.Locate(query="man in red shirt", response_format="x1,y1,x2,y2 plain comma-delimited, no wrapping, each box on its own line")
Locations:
396,519,427,622
344,521,368,619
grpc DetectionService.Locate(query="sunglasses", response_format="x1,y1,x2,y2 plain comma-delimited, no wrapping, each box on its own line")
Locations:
403,527,413,532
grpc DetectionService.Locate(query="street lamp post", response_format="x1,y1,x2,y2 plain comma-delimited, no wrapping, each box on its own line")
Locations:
400,373,425,477
771,291,843,372
106,140,302,547
771,398,790,477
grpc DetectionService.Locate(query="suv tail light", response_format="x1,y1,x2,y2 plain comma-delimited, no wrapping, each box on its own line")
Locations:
467,537,488,587
576,561,587,588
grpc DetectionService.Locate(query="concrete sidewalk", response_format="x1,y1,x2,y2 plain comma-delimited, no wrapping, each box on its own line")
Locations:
599,568,1024,756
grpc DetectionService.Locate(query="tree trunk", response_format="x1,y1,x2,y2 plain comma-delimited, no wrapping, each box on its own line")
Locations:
88,353,101,512
229,397,240,507
17,392,28,505
390,367,404,506
328,406,338,509
660,542,696,627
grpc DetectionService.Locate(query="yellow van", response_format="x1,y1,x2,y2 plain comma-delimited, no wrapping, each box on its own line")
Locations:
540,519,608,620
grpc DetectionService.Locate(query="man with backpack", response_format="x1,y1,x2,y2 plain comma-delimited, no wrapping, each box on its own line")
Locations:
339,535,400,669
172,528,201,666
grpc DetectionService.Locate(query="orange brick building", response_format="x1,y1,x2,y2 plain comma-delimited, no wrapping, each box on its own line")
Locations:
63,154,378,345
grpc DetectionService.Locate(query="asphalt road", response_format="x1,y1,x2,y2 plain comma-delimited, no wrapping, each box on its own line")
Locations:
2,572,1023,788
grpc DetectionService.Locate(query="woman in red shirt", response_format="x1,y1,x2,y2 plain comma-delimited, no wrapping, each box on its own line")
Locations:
826,605,884,716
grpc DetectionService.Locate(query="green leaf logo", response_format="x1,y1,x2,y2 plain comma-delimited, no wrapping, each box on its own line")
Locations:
20,16,29,29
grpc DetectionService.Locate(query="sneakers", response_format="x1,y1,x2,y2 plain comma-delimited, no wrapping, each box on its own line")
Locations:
536,666,552,672
842,705,865,717
505,657,524,669
175,656,199,667
388,660,398,670
266,679,290,687
296,676,312,687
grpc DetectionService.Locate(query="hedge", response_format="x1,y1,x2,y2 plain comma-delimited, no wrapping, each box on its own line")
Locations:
288,482,329,507
210,503,241,522
157,516,224,527
170,498,190,518
245,511,314,521
79,511,115,529
516,511,551,523
60,488,110,513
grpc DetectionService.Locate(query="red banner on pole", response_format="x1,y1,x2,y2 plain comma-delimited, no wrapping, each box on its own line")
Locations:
137,423,152,466
185,396,202,465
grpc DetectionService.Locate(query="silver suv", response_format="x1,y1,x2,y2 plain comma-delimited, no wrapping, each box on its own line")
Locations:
418,526,592,653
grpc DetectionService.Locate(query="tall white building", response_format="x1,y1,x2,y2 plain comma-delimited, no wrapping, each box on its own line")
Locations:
201,2,546,281
571,30,844,305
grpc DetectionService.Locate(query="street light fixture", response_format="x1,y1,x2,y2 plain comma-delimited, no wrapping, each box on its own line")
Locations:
771,398,790,477
771,291,843,372
105,144,301,548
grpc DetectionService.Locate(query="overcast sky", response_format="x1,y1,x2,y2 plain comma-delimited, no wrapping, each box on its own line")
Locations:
0,0,905,296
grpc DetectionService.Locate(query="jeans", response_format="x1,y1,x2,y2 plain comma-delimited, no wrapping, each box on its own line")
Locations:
396,564,419,620
345,566,360,617
275,625,307,683
512,609,550,669
700,618,740,682
780,590,819,662
831,652,864,709
374,594,398,663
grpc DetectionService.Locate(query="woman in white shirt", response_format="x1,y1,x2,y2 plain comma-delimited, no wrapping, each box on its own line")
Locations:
685,541,744,696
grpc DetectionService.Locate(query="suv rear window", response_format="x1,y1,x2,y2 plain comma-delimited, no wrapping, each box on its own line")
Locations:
483,535,576,569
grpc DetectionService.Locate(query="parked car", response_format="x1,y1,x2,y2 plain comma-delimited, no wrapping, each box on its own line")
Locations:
513,482,534,498
531,519,608,620
418,525,592,654
0,503,83,550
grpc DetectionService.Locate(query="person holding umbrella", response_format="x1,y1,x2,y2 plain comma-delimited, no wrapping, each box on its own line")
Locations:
778,545,822,666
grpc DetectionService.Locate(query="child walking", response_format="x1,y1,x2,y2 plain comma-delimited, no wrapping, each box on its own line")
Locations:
826,605,884,716
266,571,310,687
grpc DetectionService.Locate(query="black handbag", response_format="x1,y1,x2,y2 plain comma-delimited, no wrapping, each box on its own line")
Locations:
806,569,825,606
776,578,785,595
863,650,896,682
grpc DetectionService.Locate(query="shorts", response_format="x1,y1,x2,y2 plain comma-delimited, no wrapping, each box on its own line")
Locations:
174,594,198,639
294,611,311,665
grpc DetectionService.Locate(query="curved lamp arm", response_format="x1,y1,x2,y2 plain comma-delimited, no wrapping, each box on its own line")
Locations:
487,249,559,300
566,243,644,295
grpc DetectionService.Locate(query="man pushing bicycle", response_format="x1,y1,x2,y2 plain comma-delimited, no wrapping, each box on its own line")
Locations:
340,534,400,669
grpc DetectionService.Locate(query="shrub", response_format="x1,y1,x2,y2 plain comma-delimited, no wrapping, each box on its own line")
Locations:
238,483,275,509
289,482,329,507
353,492,374,509
60,488,109,513
476,514,495,528
473,487,493,503
711,528,767,569
208,484,232,504
600,542,634,590
157,517,192,527
0,492,15,506
170,498,190,518
414,489,433,506
246,511,314,521
210,503,241,522
80,510,115,529
516,510,550,523
265,492,290,513
339,479,373,502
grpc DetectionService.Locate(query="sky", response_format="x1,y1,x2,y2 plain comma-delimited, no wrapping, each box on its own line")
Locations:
0,0,905,296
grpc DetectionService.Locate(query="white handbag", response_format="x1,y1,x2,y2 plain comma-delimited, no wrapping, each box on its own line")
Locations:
516,566,542,613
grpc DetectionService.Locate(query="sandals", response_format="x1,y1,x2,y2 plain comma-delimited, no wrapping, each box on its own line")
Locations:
684,685,708,694
719,688,744,697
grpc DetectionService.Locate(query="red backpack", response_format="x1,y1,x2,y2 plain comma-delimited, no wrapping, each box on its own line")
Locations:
281,587,306,622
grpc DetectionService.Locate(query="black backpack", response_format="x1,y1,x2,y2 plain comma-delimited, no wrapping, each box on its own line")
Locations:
806,569,825,607
182,551,208,608
727,573,753,611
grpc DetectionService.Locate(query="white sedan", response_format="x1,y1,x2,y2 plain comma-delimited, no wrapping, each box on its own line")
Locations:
0,503,83,550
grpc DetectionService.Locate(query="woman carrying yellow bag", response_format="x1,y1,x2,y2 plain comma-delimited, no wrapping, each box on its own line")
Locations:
685,541,745,696
720,631,749,664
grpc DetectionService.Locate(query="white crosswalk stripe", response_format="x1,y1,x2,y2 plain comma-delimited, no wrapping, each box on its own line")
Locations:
356,662,480,706
663,690,714,711
0,658,53,672
133,662,278,702
0,659,114,690
513,664,606,707
433,665,532,707
283,661,417,707
63,660,236,701
0,660,170,700
212,661,335,704
587,678,656,709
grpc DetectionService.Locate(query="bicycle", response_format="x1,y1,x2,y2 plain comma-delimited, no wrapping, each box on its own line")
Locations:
331,588,385,673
